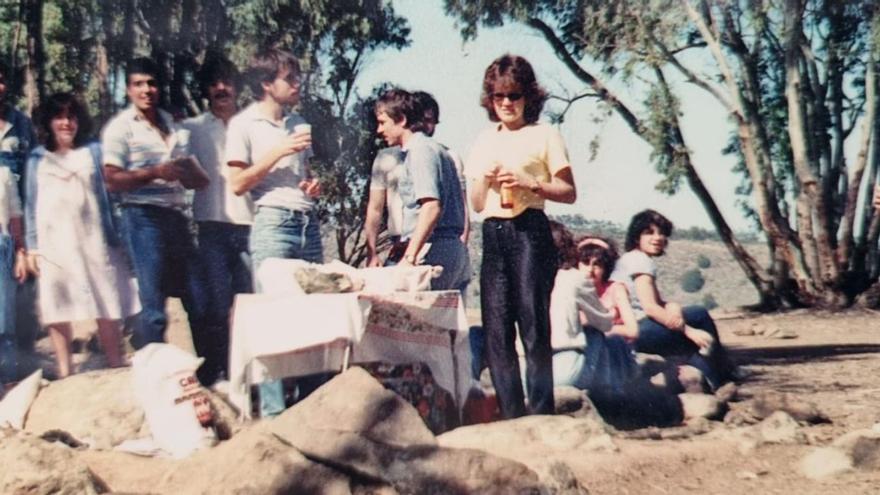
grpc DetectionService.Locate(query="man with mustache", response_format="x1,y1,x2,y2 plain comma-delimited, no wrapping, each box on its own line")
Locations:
182,54,254,387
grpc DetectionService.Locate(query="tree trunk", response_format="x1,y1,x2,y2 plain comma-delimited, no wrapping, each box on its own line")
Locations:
22,0,44,114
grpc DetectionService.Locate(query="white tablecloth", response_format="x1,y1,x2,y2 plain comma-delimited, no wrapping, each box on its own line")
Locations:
228,290,472,419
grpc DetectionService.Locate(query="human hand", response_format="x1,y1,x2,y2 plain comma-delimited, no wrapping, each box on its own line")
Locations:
23,251,39,279
276,131,312,159
684,326,714,354
14,250,28,282
608,324,638,342
367,254,382,268
483,164,502,187
665,302,684,330
495,169,538,192
154,159,187,182
298,178,321,198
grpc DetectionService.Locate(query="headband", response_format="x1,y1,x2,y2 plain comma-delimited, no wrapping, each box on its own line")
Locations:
577,238,610,250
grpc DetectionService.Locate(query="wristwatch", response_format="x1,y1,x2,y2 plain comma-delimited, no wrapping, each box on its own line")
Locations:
403,254,417,264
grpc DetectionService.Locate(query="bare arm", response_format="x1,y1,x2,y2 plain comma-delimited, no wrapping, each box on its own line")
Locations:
401,198,440,264
364,188,386,267
634,274,683,330
608,284,639,340
227,132,311,195
103,163,181,193
9,217,26,282
497,166,577,204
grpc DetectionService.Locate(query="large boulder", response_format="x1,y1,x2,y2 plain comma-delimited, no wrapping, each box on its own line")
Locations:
0,428,107,495
158,424,351,495
25,368,143,449
270,367,564,494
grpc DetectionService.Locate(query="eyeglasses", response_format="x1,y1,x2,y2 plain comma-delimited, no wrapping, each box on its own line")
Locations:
491,92,523,102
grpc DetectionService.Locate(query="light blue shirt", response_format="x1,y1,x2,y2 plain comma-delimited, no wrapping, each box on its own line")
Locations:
399,132,464,241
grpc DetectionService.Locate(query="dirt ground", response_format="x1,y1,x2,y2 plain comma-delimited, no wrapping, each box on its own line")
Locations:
574,308,880,495
18,303,880,494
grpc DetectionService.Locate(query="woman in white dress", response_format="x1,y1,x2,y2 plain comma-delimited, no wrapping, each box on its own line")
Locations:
24,93,140,377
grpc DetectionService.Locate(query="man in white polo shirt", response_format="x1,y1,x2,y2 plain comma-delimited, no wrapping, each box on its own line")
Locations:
102,57,210,352
182,54,254,386
225,48,321,416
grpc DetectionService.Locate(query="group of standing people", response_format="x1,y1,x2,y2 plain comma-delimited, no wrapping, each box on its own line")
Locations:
0,47,737,426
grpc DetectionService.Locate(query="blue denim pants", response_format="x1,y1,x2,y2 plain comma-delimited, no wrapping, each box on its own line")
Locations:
193,221,252,384
249,205,323,416
120,205,209,351
480,209,558,419
0,234,17,383
636,305,735,390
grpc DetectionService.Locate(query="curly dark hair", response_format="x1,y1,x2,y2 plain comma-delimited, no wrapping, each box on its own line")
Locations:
196,52,240,96
624,209,674,252
549,220,578,270
575,236,619,283
35,92,93,151
480,54,547,125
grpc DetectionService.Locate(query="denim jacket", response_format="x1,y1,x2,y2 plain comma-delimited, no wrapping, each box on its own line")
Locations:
24,141,120,250
0,106,37,196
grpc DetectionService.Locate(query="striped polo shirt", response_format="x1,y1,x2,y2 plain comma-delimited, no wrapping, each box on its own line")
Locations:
101,105,189,209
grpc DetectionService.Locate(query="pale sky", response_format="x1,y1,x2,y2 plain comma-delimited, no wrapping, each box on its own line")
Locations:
356,0,754,232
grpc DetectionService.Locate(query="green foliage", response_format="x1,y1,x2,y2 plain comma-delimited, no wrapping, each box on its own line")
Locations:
680,269,705,293
702,293,718,310
696,254,711,269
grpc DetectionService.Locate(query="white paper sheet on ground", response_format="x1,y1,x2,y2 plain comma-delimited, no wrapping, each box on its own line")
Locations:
0,369,43,429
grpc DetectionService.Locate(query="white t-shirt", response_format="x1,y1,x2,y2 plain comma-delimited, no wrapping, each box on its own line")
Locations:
183,112,254,225
550,269,613,351
369,146,405,236
609,250,657,320
224,103,314,211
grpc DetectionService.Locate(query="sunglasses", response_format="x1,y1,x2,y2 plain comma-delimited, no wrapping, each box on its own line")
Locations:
491,92,524,102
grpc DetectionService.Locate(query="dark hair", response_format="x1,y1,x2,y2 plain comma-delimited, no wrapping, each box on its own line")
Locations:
246,47,299,98
196,53,240,95
480,54,547,124
624,209,674,252
576,236,619,283
126,57,160,84
549,220,578,270
35,92,93,151
375,88,420,129
411,90,439,131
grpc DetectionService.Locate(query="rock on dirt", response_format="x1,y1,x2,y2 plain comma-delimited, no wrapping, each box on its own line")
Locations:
0,428,108,495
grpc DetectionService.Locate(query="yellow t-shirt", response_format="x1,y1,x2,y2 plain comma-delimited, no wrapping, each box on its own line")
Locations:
465,122,570,219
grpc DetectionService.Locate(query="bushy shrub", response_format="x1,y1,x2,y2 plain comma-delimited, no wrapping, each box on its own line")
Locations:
680,269,705,293
702,293,718,310
696,254,711,269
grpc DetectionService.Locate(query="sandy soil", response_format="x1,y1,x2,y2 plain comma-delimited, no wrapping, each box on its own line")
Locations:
575,308,880,495
19,301,880,494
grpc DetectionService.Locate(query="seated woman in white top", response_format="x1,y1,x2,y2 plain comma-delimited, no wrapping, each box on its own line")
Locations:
544,222,682,426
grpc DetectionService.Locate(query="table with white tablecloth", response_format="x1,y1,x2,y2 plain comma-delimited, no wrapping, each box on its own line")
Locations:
228,290,473,419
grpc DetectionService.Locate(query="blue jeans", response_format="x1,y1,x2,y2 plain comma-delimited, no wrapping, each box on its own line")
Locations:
194,221,252,385
424,237,470,294
249,205,323,416
480,209,557,418
120,205,208,351
636,305,734,390
0,235,17,383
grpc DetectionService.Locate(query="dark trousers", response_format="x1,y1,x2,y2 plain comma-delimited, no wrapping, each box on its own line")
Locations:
480,209,557,418
636,305,734,389
120,205,209,356
194,221,252,384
